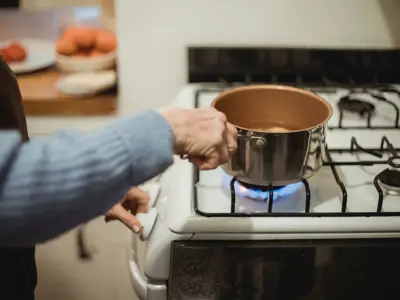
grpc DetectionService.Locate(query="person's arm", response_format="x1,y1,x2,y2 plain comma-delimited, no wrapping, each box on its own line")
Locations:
0,110,173,246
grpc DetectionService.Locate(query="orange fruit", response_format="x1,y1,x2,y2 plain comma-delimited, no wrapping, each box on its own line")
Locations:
95,30,117,53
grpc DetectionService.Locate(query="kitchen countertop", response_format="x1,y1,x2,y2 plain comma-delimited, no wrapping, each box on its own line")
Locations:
0,6,117,116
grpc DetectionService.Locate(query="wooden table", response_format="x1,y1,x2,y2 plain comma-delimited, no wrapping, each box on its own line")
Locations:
0,7,117,116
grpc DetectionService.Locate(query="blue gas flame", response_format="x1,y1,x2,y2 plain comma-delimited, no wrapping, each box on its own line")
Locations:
222,175,303,202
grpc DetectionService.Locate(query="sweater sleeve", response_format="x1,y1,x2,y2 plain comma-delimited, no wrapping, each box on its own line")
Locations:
0,110,174,246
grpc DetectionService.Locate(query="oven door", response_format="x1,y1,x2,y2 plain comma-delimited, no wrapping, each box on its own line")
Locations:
168,239,400,300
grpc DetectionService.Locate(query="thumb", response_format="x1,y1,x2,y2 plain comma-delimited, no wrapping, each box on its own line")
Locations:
190,155,219,170
111,204,142,233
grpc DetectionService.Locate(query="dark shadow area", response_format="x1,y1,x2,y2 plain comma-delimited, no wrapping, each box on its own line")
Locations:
0,0,19,9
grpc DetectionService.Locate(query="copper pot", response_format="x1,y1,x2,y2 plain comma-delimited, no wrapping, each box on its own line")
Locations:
211,84,333,186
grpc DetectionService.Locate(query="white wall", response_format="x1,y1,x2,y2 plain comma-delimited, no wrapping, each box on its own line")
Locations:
116,0,400,115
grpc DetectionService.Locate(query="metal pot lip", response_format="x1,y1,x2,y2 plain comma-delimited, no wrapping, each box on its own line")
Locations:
236,124,323,136
211,84,333,134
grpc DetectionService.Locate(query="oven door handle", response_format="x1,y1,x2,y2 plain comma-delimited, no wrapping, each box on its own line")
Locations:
128,237,147,300
128,236,168,300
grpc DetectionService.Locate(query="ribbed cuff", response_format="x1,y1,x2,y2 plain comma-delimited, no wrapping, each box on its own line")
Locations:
107,110,174,184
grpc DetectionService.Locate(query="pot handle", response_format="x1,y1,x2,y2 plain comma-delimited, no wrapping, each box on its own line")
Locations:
179,131,246,160
237,132,247,140
238,132,267,149
180,132,266,159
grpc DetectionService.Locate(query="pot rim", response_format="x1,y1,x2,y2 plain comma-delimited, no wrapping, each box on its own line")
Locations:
211,84,333,133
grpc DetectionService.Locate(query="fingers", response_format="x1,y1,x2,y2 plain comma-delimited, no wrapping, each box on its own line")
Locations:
191,155,220,170
189,115,237,171
188,156,204,168
176,107,238,170
225,122,238,155
214,109,227,122
108,204,143,233
105,187,150,233
212,119,237,167
222,125,238,167
214,111,237,156
126,187,149,213
218,119,230,164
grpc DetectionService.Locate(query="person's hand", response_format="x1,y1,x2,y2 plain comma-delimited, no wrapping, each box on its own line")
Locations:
105,187,149,233
161,107,237,170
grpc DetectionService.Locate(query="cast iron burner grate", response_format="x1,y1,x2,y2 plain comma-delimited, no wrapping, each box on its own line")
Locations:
193,136,400,217
329,87,400,130
193,88,400,217
337,96,375,117
378,169,400,194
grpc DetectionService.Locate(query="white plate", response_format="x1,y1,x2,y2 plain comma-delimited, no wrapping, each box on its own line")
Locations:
56,70,117,96
0,38,56,74
56,51,116,73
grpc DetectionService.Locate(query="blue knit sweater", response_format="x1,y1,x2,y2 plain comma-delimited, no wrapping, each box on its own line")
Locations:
0,110,174,246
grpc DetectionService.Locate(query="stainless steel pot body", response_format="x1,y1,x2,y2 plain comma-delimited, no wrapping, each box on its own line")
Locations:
222,124,328,186
212,84,332,186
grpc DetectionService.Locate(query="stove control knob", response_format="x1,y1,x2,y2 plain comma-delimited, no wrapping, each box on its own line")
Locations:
140,183,160,207
136,208,158,241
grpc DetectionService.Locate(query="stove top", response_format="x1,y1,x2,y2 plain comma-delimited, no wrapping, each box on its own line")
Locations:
160,84,400,237
155,47,400,237
192,85,400,218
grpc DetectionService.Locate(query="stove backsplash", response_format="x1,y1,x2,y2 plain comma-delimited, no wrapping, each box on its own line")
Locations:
188,47,400,86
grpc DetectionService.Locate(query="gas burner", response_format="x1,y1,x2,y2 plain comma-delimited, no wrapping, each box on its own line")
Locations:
337,95,375,117
377,85,400,94
377,169,400,195
388,156,400,168
348,88,390,103
222,175,303,202
237,180,286,191
350,88,369,93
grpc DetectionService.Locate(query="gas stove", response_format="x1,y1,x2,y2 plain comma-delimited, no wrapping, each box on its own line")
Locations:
192,86,400,218
130,47,400,300
164,84,400,235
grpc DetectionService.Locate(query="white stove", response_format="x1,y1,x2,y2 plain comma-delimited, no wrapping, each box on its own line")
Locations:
130,83,400,300
128,45,400,299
